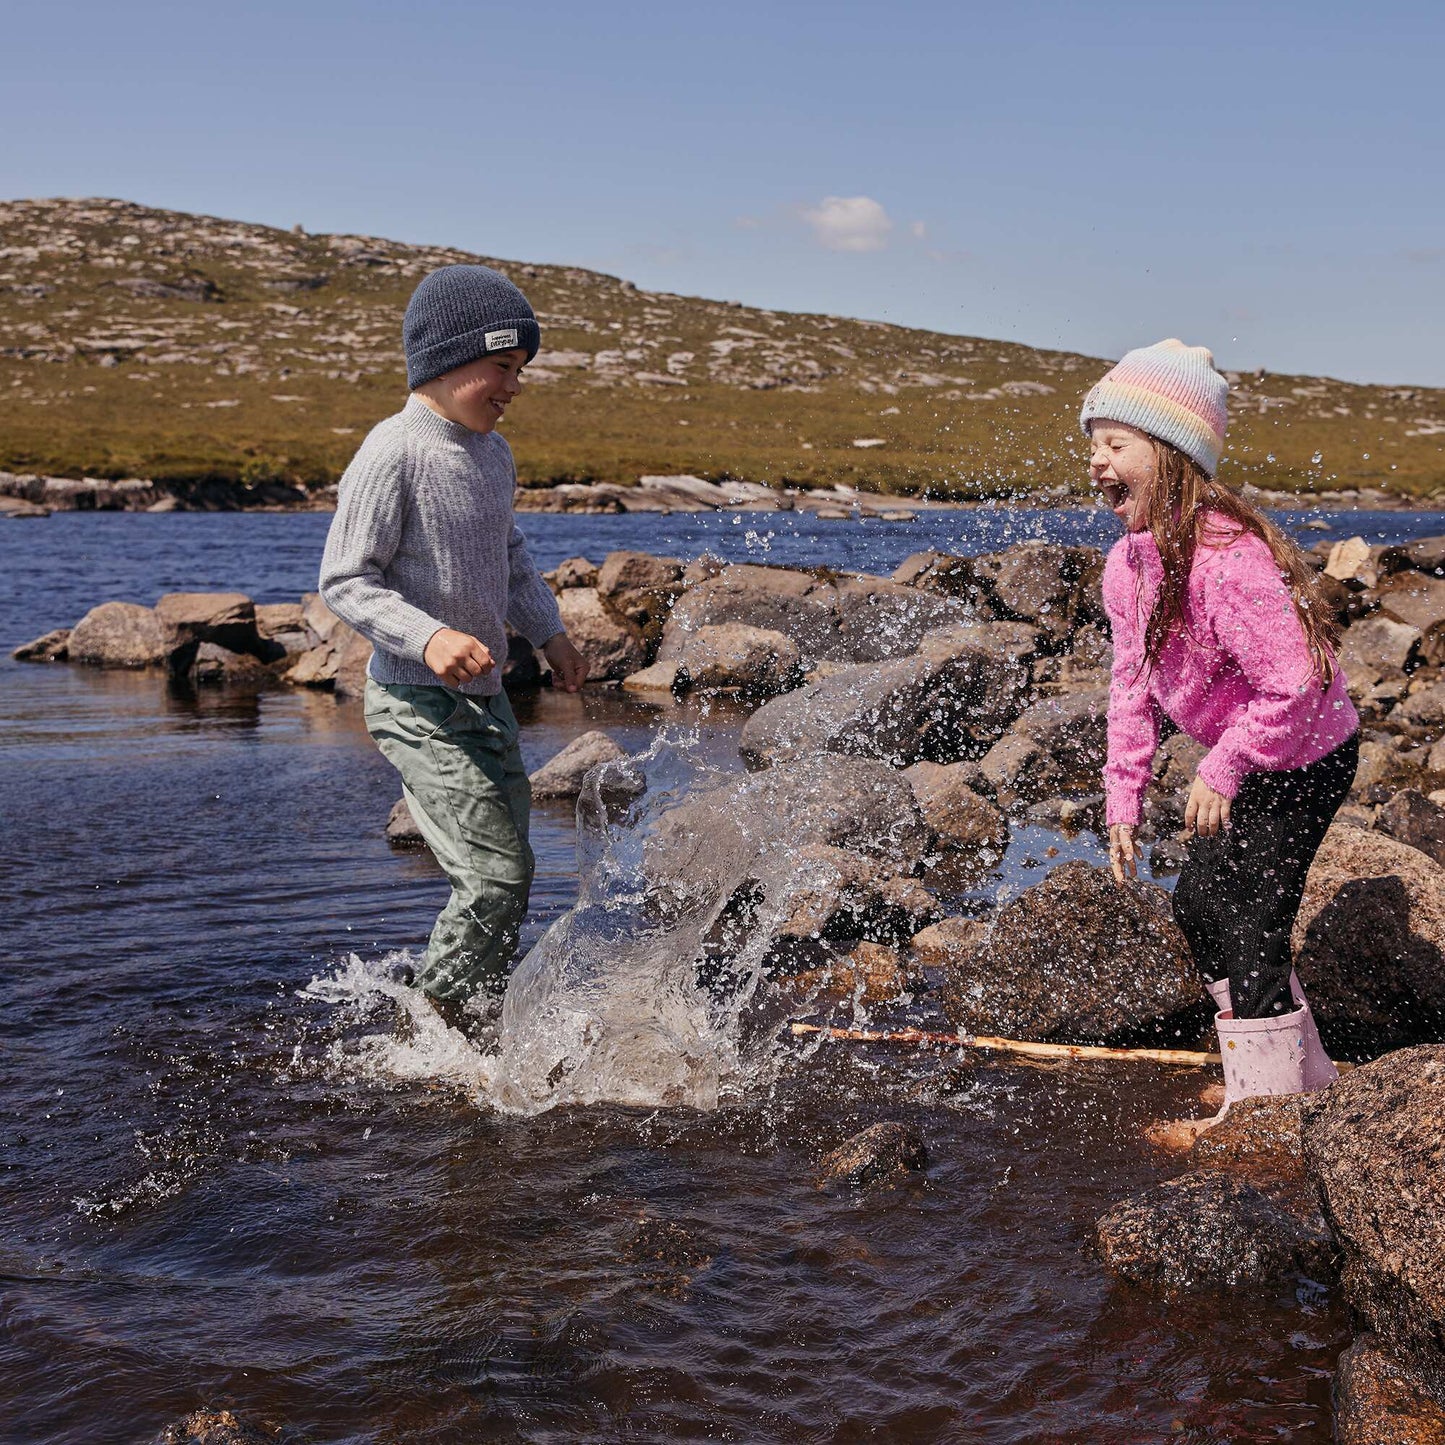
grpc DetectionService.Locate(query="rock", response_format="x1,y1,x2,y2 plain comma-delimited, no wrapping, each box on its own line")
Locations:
254,602,304,637
675,623,801,695
739,640,1029,769
979,732,1064,806
386,796,425,847
1406,537,1445,577
190,643,273,686
814,1122,927,1188
529,730,639,800
1293,824,1445,1051
284,643,339,687
1352,739,1428,803
975,542,1106,643
658,564,840,666
595,550,685,632
903,761,1008,853
12,627,70,662
622,660,681,696
1188,1094,1309,1190
1327,536,1382,586
892,550,994,606
300,591,346,646
2,500,50,518
981,689,1108,805
833,577,972,662
547,555,599,590
155,1409,276,1444
1398,681,1445,729
1096,1170,1336,1290
644,753,932,918
68,601,184,669
1303,1045,1445,1407
1378,789,1445,867
910,916,988,970
555,587,647,681
1333,1334,1445,1445
154,591,261,654
1378,572,1445,634
329,623,374,699
935,859,1199,1043
786,941,916,1004
1339,616,1422,687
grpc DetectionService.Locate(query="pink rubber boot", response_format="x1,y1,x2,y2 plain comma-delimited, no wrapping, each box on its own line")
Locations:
1205,977,1231,1015
1216,1006,1309,1106
1287,969,1339,1092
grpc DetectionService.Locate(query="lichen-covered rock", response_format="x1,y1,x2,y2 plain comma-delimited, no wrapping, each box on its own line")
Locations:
815,1121,928,1188
1096,1170,1335,1290
1333,1334,1445,1445
12,627,69,662
68,601,182,669
675,623,801,694
1377,789,1445,868
936,859,1199,1043
903,761,1008,853
1293,824,1445,1051
1303,1045,1445,1408
529,730,639,800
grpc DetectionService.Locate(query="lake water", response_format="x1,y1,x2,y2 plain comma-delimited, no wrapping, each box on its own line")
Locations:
2,505,1432,1443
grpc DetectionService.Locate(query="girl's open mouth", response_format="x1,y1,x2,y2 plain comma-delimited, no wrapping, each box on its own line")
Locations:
1101,481,1129,510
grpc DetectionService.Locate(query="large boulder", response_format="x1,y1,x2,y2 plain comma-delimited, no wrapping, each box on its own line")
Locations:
1333,1335,1445,1444
68,601,183,669
658,564,841,666
529,730,639,800
1303,1045,1445,1408
980,689,1108,806
1096,1170,1335,1290
1338,616,1422,689
330,623,374,699
154,591,263,655
1292,825,1445,1052
555,587,647,681
1378,789,1445,868
934,859,1200,1044
1377,571,1445,635
832,577,973,662
972,542,1105,644
739,636,1030,769
595,550,684,635
674,623,801,695
903,761,1008,854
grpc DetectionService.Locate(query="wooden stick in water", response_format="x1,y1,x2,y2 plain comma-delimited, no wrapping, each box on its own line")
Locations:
789,1021,1220,1067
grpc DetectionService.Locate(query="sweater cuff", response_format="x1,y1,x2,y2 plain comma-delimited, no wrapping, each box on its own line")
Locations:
1196,749,1243,799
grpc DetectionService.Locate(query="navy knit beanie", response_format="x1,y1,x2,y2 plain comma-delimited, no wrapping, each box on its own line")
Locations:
403,264,541,389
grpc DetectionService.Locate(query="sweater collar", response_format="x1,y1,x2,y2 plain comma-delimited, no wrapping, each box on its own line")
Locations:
403,393,488,449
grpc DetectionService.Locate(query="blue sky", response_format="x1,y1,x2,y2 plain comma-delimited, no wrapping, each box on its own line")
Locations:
3,0,1442,384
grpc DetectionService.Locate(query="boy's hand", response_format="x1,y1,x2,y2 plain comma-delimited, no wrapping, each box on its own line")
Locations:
424,628,495,686
1109,824,1142,885
542,633,589,693
1183,776,1232,839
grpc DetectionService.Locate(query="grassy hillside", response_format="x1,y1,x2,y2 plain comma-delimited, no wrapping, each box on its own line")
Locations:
2,197,1442,501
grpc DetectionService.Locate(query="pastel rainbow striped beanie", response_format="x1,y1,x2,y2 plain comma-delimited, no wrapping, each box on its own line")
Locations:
1079,339,1229,477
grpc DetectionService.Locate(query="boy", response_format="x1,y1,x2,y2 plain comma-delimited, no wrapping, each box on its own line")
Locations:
320,264,588,1033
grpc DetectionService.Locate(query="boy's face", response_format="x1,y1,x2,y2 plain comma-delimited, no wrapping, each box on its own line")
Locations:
425,348,529,434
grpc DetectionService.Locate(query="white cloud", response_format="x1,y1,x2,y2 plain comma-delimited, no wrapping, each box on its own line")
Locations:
800,195,894,253
910,219,927,240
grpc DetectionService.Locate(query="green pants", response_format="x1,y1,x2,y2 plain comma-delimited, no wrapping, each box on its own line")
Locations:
364,679,534,1001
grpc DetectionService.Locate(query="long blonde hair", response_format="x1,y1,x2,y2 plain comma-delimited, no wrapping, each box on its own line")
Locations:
1138,440,1338,686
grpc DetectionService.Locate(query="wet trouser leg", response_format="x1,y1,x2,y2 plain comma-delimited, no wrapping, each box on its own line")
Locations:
1170,734,1357,1019
364,680,534,1002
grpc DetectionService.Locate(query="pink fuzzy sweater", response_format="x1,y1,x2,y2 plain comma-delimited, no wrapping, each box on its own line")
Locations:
1101,518,1358,827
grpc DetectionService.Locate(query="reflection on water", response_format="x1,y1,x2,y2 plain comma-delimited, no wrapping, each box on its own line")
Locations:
0,509,1397,1440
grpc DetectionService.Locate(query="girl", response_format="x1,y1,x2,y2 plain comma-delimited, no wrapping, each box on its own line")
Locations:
1083,340,1359,1148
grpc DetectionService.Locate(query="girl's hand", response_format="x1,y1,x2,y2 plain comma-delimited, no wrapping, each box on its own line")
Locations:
1183,776,1232,839
542,632,589,693
1109,824,1142,884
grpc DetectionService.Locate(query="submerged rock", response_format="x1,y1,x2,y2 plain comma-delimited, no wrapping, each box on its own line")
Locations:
155,1410,277,1444
1096,1170,1336,1290
1293,824,1445,1051
1303,1045,1445,1408
68,601,183,669
529,731,640,800
815,1121,928,1188
935,859,1199,1044
1333,1334,1445,1445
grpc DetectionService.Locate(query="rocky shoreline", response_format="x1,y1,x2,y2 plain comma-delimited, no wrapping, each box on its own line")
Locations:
18,534,1445,1440
1,467,1436,519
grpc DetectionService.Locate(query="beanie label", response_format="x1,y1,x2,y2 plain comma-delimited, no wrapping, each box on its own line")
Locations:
484,328,520,351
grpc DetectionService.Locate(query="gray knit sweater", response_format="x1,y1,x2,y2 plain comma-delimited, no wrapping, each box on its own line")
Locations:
319,396,563,696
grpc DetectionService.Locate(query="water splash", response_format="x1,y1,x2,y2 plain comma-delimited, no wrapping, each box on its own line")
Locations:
306,731,827,1116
